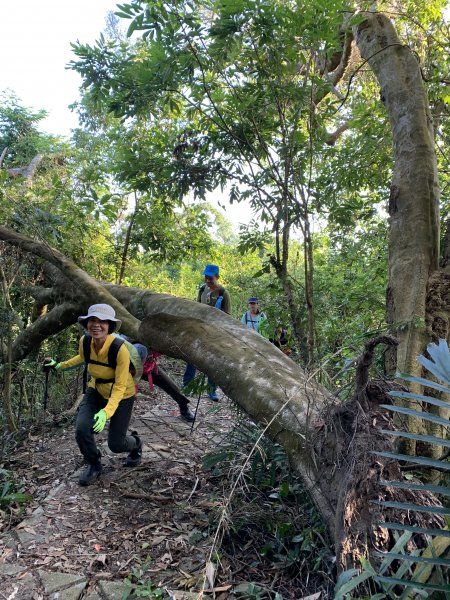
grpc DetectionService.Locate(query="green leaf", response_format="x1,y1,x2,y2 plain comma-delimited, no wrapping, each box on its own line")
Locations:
379,478,450,498
389,389,450,411
374,576,450,592
380,404,450,428
373,449,450,472
420,338,450,384
395,374,450,395
372,499,450,515
377,522,450,539
334,568,373,598
380,428,450,449
376,551,450,568
377,530,412,575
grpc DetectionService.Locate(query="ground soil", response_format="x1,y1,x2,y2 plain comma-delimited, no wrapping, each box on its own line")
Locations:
0,359,334,600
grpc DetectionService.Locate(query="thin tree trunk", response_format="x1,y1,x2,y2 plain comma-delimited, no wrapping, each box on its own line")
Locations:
270,223,308,360
304,216,315,365
2,315,17,432
118,192,139,285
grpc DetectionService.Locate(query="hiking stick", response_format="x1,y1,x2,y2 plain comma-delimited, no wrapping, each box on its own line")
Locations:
190,373,205,434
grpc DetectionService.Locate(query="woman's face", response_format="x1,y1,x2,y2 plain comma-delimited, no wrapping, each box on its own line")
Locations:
87,316,109,342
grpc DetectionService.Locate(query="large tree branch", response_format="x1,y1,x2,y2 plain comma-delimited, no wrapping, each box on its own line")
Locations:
329,31,354,88
325,121,352,145
5,154,44,186
0,226,141,338
9,302,82,363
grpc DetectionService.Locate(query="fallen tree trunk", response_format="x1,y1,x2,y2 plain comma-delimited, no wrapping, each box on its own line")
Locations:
0,225,445,577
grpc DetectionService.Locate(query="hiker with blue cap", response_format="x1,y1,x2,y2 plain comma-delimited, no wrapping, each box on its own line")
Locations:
43,304,142,486
182,264,231,401
241,297,268,336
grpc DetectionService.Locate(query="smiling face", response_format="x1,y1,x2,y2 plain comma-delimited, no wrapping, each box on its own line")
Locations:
86,316,110,345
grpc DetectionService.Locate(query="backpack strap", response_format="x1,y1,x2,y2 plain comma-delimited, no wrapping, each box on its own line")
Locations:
197,283,207,302
214,286,226,311
82,335,125,393
82,335,91,393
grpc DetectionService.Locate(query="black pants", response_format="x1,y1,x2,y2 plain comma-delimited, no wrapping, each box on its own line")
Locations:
151,366,190,410
75,387,138,465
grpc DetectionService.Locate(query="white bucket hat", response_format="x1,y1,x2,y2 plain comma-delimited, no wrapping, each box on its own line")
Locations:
78,304,122,328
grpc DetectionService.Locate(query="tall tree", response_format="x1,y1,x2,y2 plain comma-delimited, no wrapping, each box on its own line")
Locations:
70,0,359,364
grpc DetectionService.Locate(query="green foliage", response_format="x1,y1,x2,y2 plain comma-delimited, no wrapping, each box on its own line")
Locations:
203,412,333,589
0,91,55,165
0,469,32,508
124,557,169,598
335,339,450,598
233,581,283,600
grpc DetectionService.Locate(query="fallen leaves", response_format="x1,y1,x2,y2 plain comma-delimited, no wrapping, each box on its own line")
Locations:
0,372,331,600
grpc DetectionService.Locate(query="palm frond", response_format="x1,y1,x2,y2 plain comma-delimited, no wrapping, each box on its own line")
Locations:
334,338,450,598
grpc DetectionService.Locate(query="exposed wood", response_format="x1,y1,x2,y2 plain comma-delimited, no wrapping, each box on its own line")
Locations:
5,153,44,185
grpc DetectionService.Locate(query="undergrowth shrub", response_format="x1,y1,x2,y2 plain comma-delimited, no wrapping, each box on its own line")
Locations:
203,405,334,599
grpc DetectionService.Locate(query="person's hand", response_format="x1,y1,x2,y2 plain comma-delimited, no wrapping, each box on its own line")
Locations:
93,409,107,433
43,358,60,372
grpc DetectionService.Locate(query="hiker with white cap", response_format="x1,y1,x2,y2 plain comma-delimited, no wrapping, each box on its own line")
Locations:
241,297,269,336
43,303,142,486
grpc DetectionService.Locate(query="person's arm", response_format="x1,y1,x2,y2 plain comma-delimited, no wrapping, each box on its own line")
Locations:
241,312,247,325
221,289,231,314
59,338,85,370
103,344,132,418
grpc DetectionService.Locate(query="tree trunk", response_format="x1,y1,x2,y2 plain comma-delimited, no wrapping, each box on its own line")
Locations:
1,317,18,432
118,192,139,285
270,228,308,362
304,216,315,365
354,13,441,451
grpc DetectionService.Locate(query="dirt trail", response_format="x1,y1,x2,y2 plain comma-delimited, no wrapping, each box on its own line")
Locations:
0,366,234,600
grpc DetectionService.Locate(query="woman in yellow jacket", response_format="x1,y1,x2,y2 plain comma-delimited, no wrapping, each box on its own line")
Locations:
45,304,142,486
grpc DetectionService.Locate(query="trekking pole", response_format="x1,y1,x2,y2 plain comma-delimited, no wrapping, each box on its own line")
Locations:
40,369,50,451
190,373,205,434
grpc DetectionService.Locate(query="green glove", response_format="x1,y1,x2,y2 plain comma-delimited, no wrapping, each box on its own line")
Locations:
43,358,60,372
93,409,107,433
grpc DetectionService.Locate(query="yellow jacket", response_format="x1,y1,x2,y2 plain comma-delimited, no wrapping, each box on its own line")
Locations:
59,334,135,418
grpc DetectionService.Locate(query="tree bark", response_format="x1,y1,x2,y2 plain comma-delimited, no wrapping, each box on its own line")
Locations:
304,216,315,365
354,13,442,451
354,12,440,376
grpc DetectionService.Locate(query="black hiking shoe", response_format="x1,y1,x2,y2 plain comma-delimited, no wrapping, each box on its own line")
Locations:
78,461,102,486
180,406,195,422
125,432,142,467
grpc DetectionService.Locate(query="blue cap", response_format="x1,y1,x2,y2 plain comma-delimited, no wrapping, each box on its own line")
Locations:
248,297,258,303
203,264,220,277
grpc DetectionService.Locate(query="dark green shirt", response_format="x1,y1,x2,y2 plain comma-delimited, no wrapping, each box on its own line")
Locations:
197,284,231,314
